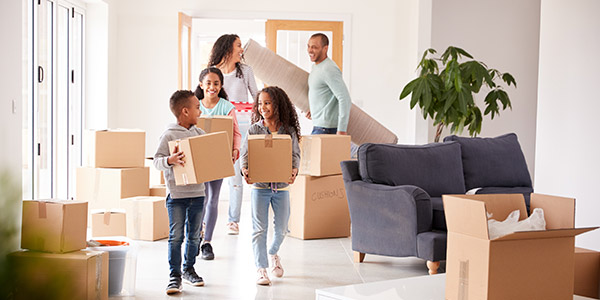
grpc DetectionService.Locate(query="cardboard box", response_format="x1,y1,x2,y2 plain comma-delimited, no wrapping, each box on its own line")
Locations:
299,134,351,176
21,200,88,253
150,184,167,197
168,131,235,185
196,115,234,148
288,174,350,239
145,157,165,185
122,196,169,241
247,134,292,183
91,211,127,237
9,250,108,300
574,247,600,299
83,129,145,168
443,193,598,300
76,167,149,211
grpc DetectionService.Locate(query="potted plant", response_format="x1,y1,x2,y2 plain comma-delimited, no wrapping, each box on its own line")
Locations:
399,46,516,142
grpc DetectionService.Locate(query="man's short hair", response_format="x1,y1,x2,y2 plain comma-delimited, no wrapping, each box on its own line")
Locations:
170,90,195,117
310,33,329,47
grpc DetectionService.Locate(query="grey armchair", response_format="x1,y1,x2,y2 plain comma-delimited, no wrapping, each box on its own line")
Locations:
341,133,533,275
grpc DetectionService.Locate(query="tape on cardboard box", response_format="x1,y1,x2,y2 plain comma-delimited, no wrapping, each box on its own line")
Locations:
38,201,47,218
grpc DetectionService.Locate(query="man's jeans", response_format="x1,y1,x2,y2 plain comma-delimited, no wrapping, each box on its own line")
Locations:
312,126,358,158
167,194,204,276
311,126,337,135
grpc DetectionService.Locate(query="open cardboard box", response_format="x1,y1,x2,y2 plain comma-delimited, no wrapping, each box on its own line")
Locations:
443,193,598,300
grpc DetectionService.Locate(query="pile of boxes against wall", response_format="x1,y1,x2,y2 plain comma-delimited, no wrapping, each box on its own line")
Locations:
76,129,169,241
11,199,109,299
443,193,600,300
289,135,352,239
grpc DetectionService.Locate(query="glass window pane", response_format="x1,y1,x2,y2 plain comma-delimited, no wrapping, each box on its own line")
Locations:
276,30,333,73
182,26,189,89
55,4,69,199
35,0,54,199
70,11,84,199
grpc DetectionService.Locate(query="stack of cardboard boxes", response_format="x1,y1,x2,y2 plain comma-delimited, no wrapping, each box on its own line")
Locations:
76,129,169,241
11,199,109,299
288,135,352,239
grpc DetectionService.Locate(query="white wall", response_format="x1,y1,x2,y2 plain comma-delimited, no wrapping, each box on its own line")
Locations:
100,0,421,155
426,0,541,177
0,0,24,251
536,0,600,251
85,1,109,129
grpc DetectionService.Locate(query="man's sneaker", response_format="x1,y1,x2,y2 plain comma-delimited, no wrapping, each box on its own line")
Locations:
201,243,214,260
165,276,182,295
226,222,239,235
183,268,205,286
270,254,284,277
256,268,271,285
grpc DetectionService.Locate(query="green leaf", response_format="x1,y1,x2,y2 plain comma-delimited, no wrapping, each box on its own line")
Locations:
420,48,436,63
463,88,474,106
454,73,462,93
443,91,457,112
457,90,467,114
400,78,418,100
502,73,517,88
410,79,423,108
496,89,512,110
441,47,452,64
422,80,433,111
454,47,473,59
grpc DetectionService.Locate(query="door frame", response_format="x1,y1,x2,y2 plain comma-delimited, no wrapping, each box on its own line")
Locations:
186,11,352,84
265,20,344,70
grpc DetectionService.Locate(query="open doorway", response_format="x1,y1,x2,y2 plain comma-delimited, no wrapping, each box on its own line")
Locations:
189,17,344,136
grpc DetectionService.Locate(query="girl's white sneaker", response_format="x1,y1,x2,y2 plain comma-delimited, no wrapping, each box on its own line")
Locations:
270,254,284,278
256,268,271,285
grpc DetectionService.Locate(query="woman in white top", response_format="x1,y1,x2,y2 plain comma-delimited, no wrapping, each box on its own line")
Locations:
208,34,259,235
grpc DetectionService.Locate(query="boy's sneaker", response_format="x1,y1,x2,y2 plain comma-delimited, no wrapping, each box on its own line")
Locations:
165,276,182,295
201,243,214,260
256,268,271,285
183,268,204,286
226,222,239,235
270,254,284,277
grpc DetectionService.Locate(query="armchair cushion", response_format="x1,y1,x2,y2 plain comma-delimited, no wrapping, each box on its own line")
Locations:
444,133,532,190
357,142,466,197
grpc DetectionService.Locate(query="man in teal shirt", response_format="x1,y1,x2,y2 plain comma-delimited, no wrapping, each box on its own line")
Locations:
306,33,351,135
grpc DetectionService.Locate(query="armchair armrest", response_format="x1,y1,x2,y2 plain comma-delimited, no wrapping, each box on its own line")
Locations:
342,178,432,258
341,160,361,182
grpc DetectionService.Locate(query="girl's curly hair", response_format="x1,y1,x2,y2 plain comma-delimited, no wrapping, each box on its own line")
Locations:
252,86,301,141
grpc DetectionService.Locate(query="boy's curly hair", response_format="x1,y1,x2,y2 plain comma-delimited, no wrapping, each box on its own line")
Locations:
252,86,301,141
